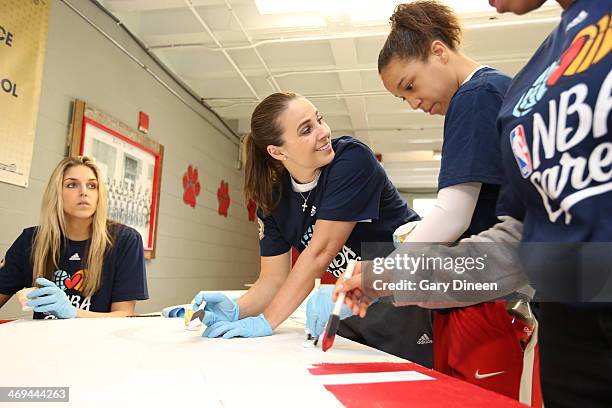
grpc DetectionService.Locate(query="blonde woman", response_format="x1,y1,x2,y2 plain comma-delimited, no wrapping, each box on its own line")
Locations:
0,156,148,318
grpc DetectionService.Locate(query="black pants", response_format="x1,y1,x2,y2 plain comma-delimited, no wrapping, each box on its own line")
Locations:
339,302,434,368
539,303,612,408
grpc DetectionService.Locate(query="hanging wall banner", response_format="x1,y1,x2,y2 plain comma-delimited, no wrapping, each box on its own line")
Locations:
0,0,51,187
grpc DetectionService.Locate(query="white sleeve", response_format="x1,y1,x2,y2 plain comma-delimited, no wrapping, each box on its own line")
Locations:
388,216,533,308
406,183,481,243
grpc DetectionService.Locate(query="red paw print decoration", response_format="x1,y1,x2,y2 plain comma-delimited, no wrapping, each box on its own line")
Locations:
182,165,201,208
246,198,256,222
217,180,230,217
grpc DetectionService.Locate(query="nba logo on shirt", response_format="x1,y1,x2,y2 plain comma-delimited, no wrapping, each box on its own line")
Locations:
509,124,532,178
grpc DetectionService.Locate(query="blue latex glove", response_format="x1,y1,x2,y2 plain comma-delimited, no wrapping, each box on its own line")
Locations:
306,285,353,337
193,292,240,326
25,278,77,319
203,314,273,339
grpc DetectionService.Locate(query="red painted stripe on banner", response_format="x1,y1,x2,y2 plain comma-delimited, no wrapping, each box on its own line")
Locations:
309,363,526,408
309,362,433,375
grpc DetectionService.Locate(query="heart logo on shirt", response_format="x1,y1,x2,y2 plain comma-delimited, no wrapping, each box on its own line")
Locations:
64,273,83,290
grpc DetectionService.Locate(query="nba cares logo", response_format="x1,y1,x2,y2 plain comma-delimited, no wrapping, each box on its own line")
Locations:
512,12,611,117
509,124,533,178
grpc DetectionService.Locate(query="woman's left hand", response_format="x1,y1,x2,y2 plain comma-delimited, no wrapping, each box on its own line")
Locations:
26,278,77,319
202,314,273,338
306,286,353,337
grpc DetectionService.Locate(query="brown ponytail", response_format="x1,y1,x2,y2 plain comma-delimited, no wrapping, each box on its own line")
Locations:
244,92,300,215
378,1,462,72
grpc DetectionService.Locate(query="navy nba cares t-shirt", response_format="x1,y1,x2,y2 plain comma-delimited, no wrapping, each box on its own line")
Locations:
439,67,512,238
257,136,419,280
0,223,149,319
494,0,611,304
496,0,611,243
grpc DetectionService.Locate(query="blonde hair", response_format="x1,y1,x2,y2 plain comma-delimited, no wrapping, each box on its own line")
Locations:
32,156,112,297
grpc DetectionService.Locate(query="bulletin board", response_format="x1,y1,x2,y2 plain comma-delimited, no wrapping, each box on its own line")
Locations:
69,100,164,259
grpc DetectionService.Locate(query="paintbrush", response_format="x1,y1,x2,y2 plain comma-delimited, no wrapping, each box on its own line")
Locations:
304,278,322,348
185,302,206,331
321,259,357,352
127,314,162,317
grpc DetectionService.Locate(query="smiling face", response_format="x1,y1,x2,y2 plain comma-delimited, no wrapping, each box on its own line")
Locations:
379,44,459,116
61,165,99,221
269,97,335,181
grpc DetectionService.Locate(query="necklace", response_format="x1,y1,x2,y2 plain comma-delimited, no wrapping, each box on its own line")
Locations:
299,189,313,212
294,170,321,213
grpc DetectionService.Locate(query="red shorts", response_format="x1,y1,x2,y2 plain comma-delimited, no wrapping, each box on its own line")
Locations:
434,302,542,407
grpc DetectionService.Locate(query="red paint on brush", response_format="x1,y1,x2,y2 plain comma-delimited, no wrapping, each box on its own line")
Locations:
321,314,340,351
321,334,334,352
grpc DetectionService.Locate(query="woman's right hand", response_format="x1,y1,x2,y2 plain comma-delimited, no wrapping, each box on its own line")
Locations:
192,292,240,326
26,278,77,319
332,261,373,318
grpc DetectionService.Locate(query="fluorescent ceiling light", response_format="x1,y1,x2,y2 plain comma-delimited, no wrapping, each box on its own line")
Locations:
255,0,323,15
353,0,558,23
255,0,386,17
255,0,558,22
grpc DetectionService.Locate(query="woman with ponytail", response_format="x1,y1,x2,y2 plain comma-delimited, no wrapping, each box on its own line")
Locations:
333,1,543,404
340,1,611,405
0,156,148,318
191,92,434,366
